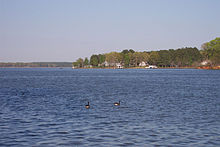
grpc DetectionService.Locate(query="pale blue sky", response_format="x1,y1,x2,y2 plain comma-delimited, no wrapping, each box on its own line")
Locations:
1,0,220,62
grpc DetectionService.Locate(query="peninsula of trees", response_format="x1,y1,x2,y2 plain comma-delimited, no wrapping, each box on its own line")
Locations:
73,37,220,69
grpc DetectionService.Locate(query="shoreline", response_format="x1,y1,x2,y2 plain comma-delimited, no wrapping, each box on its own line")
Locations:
197,66,220,70
1,66,219,70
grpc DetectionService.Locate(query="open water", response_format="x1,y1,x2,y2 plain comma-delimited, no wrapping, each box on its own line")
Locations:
0,68,220,146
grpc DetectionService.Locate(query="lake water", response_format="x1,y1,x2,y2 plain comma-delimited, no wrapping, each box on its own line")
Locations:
0,68,220,146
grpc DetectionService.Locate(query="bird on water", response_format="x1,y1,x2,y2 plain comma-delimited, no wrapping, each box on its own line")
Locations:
85,102,90,109
114,101,120,106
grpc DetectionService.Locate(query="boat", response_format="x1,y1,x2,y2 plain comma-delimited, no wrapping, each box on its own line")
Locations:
145,65,158,69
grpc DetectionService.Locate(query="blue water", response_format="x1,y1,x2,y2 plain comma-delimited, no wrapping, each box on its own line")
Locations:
0,68,220,146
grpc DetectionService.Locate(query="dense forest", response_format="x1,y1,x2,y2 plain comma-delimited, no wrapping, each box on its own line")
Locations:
73,37,220,68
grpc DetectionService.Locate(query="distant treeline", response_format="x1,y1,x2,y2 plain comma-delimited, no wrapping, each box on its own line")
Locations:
0,62,73,67
73,37,220,68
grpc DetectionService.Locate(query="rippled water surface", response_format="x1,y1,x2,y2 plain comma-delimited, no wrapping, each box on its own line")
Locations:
0,68,220,146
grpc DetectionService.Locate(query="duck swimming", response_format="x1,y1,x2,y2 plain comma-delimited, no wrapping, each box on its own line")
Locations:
114,101,120,106
85,102,90,109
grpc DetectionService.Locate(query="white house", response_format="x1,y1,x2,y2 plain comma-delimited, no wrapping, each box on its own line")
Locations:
103,61,109,67
116,63,123,69
201,60,211,66
139,61,147,67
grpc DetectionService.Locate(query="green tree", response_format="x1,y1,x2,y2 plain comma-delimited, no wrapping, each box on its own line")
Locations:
132,52,143,66
72,62,78,67
201,37,220,65
149,51,160,65
172,47,201,67
142,52,150,63
169,49,176,67
105,52,122,66
121,50,130,67
121,49,129,54
129,49,135,53
84,57,89,66
98,54,106,65
123,54,130,67
76,58,84,67
90,55,99,66
158,50,171,67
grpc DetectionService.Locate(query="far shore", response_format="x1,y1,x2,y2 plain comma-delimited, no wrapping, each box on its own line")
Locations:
74,66,220,70
1,66,219,70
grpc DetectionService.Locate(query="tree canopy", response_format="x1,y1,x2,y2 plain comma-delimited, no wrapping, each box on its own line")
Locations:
201,37,220,65
72,37,220,68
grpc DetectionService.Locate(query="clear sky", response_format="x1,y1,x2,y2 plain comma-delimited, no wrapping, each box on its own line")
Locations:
1,0,220,62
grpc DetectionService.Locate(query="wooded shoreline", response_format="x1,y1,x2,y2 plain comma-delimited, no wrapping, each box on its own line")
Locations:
73,38,220,69
0,63,219,70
